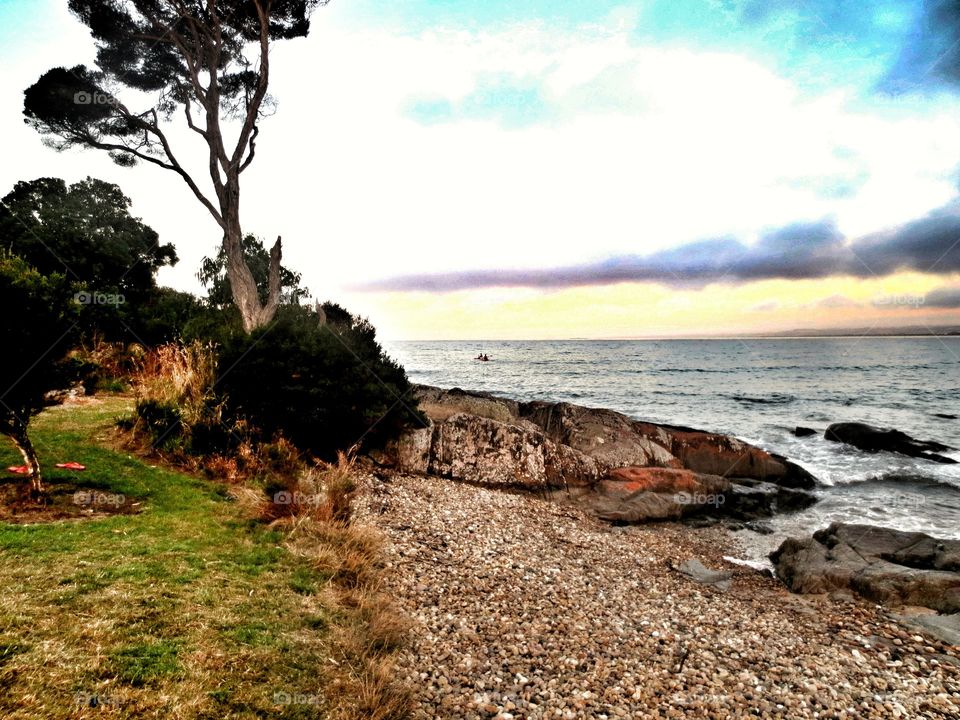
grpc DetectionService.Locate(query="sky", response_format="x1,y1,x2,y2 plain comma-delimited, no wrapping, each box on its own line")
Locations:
1,0,960,339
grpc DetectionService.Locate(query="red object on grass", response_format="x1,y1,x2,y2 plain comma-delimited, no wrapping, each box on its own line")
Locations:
55,462,86,471
7,465,30,474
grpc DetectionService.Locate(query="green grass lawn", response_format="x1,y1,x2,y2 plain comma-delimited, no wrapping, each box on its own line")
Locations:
0,397,342,719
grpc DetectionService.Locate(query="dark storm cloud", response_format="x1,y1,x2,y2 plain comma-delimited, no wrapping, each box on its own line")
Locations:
355,206,960,292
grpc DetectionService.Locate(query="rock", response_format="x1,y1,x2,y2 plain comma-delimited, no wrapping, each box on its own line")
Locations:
770,523,960,613
519,399,817,489
428,413,600,489
725,479,817,519
415,385,520,424
676,558,733,590
562,467,815,524
793,426,818,437
633,422,817,489
575,468,730,522
890,613,960,646
519,401,681,471
824,422,957,464
394,424,434,475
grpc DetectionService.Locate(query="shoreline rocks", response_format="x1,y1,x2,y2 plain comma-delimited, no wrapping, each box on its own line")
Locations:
375,385,819,525
770,522,960,614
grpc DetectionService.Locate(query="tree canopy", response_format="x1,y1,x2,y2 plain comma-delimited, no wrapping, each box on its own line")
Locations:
0,176,179,341
23,1,329,332
1,177,177,297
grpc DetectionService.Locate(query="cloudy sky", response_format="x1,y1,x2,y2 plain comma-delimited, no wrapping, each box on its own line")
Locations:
2,0,960,338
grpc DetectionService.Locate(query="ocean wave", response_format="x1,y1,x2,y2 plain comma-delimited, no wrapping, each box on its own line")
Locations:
826,471,960,492
729,393,797,405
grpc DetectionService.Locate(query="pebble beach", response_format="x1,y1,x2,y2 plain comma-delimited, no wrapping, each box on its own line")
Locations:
356,471,960,719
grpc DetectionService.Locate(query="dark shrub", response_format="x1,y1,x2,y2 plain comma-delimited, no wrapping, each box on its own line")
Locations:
215,303,422,460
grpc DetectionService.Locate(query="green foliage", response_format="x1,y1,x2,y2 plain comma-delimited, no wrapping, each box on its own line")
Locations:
198,234,308,309
135,287,205,345
23,2,328,167
216,303,423,460
0,254,78,437
0,177,180,342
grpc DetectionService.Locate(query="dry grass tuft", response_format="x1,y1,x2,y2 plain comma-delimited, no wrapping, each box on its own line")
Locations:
131,340,221,426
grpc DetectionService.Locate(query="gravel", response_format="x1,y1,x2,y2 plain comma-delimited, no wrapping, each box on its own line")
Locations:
354,472,960,719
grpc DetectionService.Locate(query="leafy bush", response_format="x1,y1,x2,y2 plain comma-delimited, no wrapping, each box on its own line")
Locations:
215,303,422,460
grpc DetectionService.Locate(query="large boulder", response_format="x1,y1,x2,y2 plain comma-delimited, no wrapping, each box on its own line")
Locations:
562,466,815,523
824,422,957,464
771,523,960,613
428,413,600,489
520,401,681,471
634,422,817,488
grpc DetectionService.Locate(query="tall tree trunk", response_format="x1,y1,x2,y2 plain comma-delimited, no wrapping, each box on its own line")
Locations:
7,418,43,497
221,182,283,333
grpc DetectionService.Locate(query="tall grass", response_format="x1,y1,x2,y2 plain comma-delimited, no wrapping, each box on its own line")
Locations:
132,340,221,427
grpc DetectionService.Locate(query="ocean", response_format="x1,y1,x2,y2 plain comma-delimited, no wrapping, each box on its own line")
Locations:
383,338,960,562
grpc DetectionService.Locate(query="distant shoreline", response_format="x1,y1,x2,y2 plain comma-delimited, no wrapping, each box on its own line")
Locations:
388,332,960,342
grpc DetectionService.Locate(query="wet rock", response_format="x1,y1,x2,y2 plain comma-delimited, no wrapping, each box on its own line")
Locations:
824,422,957,464
793,426,818,437
771,523,960,613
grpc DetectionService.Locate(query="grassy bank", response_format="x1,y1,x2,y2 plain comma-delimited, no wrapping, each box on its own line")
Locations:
0,396,405,719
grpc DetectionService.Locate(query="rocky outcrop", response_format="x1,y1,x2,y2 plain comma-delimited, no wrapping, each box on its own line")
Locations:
431,413,601,488
824,422,957,464
416,385,520,424
376,385,819,524
550,467,816,523
633,422,817,488
771,523,960,613
519,402,681,471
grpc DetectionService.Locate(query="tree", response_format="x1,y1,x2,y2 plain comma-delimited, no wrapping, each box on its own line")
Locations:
0,255,78,496
1,177,178,340
198,233,308,308
23,1,328,333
